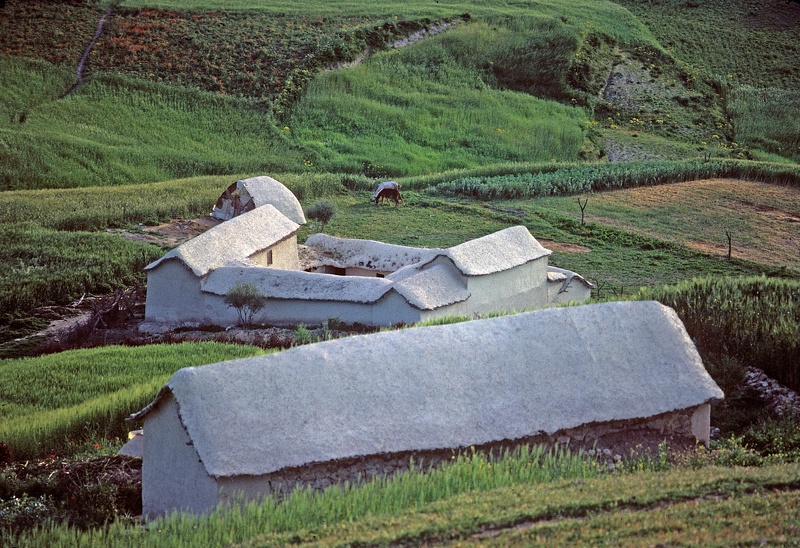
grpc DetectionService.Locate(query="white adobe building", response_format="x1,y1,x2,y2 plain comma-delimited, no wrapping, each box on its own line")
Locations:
131,301,724,519
142,176,593,331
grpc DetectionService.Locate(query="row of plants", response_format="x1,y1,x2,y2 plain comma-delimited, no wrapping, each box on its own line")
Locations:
634,276,800,393
425,160,800,200
0,223,161,318
0,342,265,461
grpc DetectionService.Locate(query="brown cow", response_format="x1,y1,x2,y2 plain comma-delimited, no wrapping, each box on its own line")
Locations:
375,187,404,206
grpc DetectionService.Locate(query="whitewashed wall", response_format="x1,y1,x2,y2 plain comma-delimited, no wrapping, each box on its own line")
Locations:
144,261,207,323
249,237,300,270
143,395,218,519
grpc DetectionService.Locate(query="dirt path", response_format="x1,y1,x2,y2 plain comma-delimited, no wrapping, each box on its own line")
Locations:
62,6,113,97
324,20,458,72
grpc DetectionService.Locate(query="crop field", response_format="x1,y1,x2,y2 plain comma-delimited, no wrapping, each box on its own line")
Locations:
0,342,265,459
532,179,800,273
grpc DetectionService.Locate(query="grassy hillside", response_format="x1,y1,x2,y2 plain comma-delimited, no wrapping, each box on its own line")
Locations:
0,342,266,460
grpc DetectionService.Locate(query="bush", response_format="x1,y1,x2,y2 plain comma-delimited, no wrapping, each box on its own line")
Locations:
306,200,336,232
223,283,268,328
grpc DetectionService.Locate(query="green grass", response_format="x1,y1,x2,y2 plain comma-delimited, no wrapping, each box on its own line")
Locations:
288,21,589,176
727,86,800,163
614,0,800,91
0,59,307,190
0,223,162,317
0,342,265,460
115,0,662,48
12,459,800,546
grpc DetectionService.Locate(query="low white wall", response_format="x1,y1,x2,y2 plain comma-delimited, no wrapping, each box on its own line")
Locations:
464,259,548,315
144,261,207,323
143,395,219,519
548,278,592,305
201,291,420,327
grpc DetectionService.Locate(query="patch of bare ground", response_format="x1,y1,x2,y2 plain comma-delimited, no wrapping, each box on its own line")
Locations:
589,178,800,271
108,216,221,248
538,240,591,253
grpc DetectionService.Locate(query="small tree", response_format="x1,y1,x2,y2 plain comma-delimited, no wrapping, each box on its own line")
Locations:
224,282,267,328
577,196,589,226
306,200,336,232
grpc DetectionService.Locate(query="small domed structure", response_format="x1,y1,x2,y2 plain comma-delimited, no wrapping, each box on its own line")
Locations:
212,176,306,225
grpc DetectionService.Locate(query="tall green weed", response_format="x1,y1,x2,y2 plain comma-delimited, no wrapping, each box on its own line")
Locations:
727,86,800,163
635,277,800,392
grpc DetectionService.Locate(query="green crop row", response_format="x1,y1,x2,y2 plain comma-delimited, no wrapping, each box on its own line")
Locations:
635,276,800,393
0,172,363,231
0,223,162,316
425,160,800,200
0,342,266,460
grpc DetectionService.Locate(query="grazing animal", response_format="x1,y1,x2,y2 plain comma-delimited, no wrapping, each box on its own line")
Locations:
375,187,404,206
372,181,402,206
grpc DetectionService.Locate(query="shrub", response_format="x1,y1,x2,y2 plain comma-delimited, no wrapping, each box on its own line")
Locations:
306,200,336,232
292,324,314,346
223,283,268,328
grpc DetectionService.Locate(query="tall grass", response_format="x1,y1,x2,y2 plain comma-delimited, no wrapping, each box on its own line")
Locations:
18,444,599,546
289,21,589,176
635,277,800,393
0,223,162,316
727,86,800,163
426,160,800,199
614,0,800,91
0,172,363,231
0,59,307,190
0,343,266,459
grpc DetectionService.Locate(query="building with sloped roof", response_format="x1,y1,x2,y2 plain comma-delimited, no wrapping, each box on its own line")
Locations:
132,301,724,518
211,176,307,225
142,178,593,330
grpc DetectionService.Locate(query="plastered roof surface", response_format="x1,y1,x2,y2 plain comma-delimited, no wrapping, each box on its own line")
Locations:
305,233,441,272
237,176,307,225
145,205,300,277
547,266,595,289
202,266,394,303
390,262,470,310
134,301,723,478
442,226,551,276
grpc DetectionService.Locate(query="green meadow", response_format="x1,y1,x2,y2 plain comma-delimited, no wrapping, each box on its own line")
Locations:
0,343,265,460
